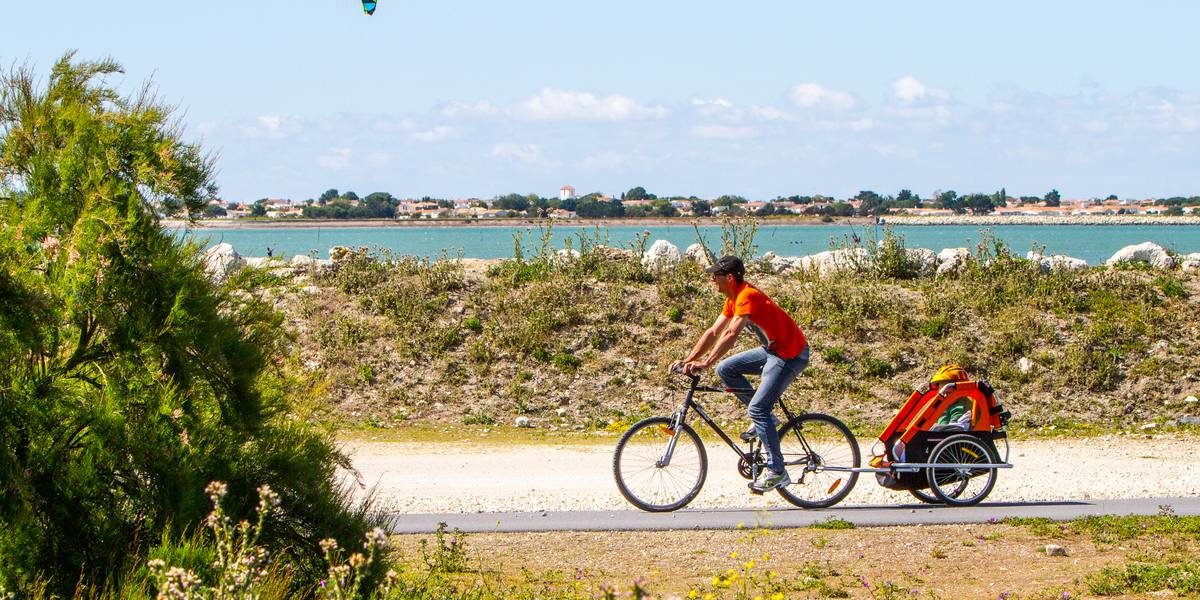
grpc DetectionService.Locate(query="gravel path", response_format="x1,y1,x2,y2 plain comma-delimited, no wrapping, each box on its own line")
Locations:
342,435,1200,514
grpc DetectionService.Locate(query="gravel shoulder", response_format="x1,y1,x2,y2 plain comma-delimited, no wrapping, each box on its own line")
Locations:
341,434,1200,514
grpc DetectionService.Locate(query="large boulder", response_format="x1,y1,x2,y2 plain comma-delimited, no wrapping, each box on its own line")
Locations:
936,248,971,275
906,248,939,277
1181,253,1200,273
683,243,711,267
1027,251,1089,272
203,243,244,281
759,251,804,275
1105,242,1176,269
798,248,870,276
642,239,681,270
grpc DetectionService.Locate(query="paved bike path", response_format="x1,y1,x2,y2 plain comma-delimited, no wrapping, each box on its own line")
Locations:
385,496,1200,534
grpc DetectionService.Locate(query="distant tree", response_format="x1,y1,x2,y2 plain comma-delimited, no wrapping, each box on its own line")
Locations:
993,187,1008,208
896,189,915,204
342,191,358,201
691,199,712,217
201,203,227,218
495,193,530,212
1165,205,1185,216
623,186,655,201
936,190,966,214
755,202,778,217
1106,194,1119,201
558,197,578,212
855,190,885,216
250,199,268,217
1044,189,1061,207
1019,196,1040,204
318,188,339,204
650,199,678,217
964,193,995,214
713,195,746,208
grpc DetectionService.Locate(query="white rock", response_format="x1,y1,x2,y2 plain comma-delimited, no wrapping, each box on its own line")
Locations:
1028,251,1089,272
936,248,971,275
1105,242,1177,269
641,240,682,270
1018,357,1034,374
555,248,580,263
244,256,270,268
515,416,533,428
1185,395,1198,404
1182,253,1200,273
1043,544,1068,557
798,248,870,276
906,248,939,276
1140,422,1158,431
203,243,244,282
556,407,568,417
300,286,321,296
683,244,711,266
290,255,318,269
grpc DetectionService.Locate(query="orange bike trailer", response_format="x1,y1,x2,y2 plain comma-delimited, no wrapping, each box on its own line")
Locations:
871,364,1011,491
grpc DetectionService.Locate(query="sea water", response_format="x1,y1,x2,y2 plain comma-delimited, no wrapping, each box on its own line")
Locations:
175,223,1200,265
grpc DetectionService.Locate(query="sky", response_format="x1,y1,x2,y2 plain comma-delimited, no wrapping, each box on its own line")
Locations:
6,1,1200,202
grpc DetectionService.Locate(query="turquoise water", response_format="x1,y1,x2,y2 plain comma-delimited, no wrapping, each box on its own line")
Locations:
175,223,1200,265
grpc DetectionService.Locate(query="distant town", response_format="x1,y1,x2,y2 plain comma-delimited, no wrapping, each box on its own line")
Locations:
196,185,1200,221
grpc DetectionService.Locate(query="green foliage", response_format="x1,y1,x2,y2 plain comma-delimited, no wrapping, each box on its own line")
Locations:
0,53,378,594
810,517,856,530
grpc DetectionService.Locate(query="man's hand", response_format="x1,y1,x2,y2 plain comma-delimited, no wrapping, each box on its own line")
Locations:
683,359,712,375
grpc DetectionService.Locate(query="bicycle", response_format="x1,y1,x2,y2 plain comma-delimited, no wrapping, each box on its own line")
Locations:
612,371,861,512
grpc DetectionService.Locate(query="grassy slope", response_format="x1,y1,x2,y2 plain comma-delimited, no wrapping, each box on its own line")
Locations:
269,238,1200,438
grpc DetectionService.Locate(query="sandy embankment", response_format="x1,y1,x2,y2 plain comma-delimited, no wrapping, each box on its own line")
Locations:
341,435,1199,514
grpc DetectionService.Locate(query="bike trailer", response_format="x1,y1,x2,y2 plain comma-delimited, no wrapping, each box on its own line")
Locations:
870,364,1011,491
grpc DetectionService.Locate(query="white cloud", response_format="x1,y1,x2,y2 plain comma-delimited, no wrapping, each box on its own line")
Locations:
789,83,856,111
690,124,758,140
751,105,791,121
520,88,667,121
847,118,875,131
581,151,628,170
317,148,352,170
439,101,500,118
892,76,950,103
410,126,456,142
491,143,543,163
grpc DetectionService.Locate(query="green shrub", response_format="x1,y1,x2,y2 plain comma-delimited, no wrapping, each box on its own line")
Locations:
0,53,381,595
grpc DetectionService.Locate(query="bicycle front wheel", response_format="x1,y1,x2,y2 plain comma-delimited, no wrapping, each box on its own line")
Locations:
776,413,860,508
613,416,708,512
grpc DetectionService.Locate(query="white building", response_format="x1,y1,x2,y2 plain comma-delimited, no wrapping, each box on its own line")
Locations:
559,185,576,201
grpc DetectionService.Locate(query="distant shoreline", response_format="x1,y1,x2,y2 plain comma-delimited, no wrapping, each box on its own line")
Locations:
163,214,1200,230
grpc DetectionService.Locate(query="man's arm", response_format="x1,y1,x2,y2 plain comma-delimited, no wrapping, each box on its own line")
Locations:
671,314,727,372
684,315,749,374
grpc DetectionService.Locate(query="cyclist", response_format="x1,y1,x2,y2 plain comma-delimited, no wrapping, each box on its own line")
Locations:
670,255,810,493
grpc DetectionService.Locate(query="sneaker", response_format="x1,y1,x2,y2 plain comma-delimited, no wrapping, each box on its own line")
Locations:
749,468,791,493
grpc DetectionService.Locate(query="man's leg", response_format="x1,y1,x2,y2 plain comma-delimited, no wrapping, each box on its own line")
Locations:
715,347,768,406
751,348,810,477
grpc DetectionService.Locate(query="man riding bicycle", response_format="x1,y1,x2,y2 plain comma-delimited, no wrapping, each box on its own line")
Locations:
670,255,810,493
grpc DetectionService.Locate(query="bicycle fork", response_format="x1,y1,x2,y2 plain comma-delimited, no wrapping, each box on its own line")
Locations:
656,407,689,468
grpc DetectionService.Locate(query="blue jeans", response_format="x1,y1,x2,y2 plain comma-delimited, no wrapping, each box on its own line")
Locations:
716,346,810,473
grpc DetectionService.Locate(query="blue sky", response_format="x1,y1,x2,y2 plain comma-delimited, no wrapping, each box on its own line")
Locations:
6,1,1200,202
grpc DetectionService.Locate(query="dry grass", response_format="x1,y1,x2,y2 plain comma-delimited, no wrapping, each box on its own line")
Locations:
390,522,1196,599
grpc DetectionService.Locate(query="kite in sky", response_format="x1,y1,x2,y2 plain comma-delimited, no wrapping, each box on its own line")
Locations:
362,0,377,15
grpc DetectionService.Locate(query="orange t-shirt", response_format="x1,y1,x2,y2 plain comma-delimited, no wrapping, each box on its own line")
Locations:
722,282,807,359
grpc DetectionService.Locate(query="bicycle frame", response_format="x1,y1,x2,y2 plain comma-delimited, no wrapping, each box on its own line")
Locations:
660,373,806,470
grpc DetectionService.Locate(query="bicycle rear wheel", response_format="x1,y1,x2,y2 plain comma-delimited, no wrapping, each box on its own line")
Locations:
925,434,997,507
613,416,708,512
776,413,860,508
